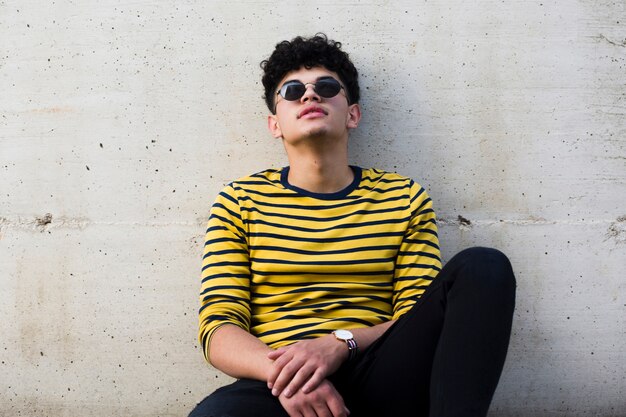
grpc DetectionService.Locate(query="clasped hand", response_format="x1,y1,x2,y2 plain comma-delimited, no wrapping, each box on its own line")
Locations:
267,335,350,416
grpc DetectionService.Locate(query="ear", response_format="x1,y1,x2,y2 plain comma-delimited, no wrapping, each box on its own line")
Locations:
346,103,361,129
267,114,283,138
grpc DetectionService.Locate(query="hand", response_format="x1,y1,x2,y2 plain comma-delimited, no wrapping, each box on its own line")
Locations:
267,335,348,398
278,379,349,417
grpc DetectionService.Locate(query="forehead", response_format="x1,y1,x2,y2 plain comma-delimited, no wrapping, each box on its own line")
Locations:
278,66,340,86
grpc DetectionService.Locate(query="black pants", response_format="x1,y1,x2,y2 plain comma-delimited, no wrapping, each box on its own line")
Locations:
190,247,516,417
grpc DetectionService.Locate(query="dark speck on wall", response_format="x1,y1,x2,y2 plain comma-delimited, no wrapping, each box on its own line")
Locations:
457,215,471,226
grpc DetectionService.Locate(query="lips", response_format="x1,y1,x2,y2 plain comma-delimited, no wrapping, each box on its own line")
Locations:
297,105,327,119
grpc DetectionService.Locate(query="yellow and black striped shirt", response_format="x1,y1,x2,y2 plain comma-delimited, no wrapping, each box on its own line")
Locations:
199,166,441,363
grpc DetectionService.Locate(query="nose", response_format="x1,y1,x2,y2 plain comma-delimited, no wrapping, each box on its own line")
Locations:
300,83,320,103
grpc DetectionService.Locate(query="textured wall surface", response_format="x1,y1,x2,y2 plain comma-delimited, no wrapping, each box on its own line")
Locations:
1,1,624,416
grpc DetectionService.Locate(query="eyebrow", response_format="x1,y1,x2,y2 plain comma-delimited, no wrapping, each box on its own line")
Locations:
282,75,336,85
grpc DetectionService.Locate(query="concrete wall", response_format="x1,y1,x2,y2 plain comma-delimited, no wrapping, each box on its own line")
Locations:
1,1,624,416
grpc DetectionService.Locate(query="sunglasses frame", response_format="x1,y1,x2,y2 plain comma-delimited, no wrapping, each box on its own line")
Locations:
274,77,346,111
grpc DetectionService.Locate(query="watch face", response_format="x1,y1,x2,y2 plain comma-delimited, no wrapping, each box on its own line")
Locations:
334,329,353,340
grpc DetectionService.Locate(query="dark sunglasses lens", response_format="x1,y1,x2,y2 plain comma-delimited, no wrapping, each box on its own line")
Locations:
315,79,341,98
281,82,306,101
278,79,342,101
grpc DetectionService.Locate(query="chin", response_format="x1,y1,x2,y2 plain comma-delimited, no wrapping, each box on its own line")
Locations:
305,127,329,138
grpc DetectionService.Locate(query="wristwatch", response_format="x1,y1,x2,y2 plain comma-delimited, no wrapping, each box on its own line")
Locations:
333,330,358,362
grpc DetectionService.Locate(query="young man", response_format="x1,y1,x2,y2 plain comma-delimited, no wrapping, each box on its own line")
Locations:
190,34,516,417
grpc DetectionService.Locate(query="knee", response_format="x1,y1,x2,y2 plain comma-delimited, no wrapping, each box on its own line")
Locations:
456,246,506,261
455,247,516,292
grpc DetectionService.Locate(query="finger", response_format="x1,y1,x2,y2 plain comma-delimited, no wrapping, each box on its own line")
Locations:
267,351,294,388
272,358,305,396
301,369,327,394
301,404,318,417
291,408,305,417
268,346,289,360
313,402,333,417
326,392,348,417
283,403,304,417
283,365,316,398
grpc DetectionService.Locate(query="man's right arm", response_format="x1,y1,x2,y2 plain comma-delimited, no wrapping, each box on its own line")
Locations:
209,323,273,381
199,186,256,367
210,324,348,417
199,186,347,416
198,185,291,381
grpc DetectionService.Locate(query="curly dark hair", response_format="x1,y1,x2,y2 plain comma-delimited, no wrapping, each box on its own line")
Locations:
260,33,360,113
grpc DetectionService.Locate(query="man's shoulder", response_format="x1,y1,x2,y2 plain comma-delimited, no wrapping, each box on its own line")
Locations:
360,167,419,187
219,168,284,195
232,168,283,185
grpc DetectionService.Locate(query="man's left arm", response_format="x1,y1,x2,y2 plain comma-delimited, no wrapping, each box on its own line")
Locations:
267,321,395,398
390,181,441,320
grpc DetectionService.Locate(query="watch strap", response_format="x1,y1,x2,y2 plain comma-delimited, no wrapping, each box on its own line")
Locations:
345,338,358,362
333,330,358,362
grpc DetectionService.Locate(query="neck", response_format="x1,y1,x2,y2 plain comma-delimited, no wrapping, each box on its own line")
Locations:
285,145,353,194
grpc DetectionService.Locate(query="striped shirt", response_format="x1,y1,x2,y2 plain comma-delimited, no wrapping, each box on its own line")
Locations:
198,166,441,363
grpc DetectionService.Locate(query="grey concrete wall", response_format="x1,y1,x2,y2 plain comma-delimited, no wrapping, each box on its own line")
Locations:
1,1,624,416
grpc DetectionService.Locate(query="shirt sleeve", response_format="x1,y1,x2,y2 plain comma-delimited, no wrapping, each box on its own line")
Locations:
391,180,442,320
198,184,251,364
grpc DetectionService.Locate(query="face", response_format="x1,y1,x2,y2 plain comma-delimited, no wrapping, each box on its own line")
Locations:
267,66,361,144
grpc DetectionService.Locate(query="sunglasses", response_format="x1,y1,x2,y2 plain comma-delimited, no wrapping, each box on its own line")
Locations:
276,77,346,103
